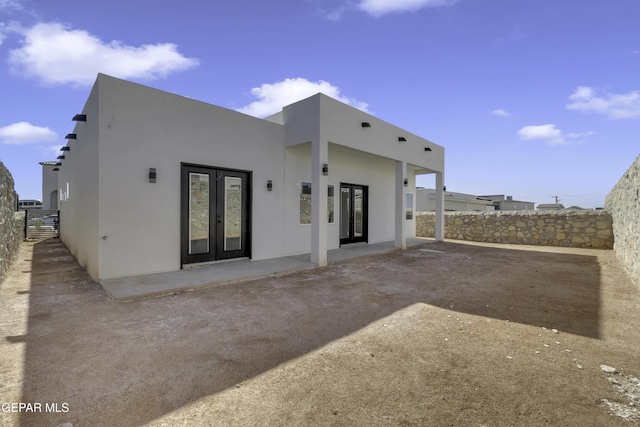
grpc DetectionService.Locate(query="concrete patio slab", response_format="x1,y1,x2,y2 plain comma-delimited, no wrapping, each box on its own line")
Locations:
101,238,434,302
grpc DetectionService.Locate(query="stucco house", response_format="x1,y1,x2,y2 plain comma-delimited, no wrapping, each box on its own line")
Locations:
537,203,565,211
52,74,445,282
480,195,535,211
416,188,494,212
39,161,59,210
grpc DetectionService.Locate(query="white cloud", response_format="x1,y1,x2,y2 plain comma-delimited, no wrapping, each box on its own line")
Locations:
0,121,58,145
47,144,64,155
237,78,369,118
325,6,348,21
496,25,524,44
566,131,595,139
566,86,640,119
491,108,510,117
7,22,199,87
357,0,458,17
517,124,566,145
517,125,593,146
0,0,22,10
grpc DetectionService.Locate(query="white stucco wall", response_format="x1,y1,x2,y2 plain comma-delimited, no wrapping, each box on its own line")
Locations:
95,75,287,279
59,81,100,280
283,95,443,173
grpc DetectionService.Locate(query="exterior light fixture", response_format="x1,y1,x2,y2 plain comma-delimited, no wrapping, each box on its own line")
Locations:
57,155,65,160
61,146,70,151
398,137,407,142
361,122,371,128
148,168,157,183
72,114,87,122
424,147,432,151
267,180,273,191
403,178,408,187
65,133,77,139
322,164,328,176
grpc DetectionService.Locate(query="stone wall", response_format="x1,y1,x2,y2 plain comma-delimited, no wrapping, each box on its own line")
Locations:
416,210,613,249
0,161,25,283
605,154,640,287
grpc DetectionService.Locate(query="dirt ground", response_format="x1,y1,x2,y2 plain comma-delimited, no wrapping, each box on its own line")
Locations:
1,238,639,427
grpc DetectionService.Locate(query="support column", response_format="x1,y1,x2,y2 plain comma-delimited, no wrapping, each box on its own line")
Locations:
435,171,445,241
395,160,406,249
311,139,328,266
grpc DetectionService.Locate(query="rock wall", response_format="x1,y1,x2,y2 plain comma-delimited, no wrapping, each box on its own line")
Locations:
605,154,640,287
0,161,25,283
416,210,613,249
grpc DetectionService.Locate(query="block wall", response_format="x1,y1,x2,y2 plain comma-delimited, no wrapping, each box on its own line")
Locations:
416,210,613,249
605,154,640,287
0,161,25,283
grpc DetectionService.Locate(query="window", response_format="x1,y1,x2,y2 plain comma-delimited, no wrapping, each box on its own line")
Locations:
406,193,414,220
300,182,312,224
328,185,334,223
299,182,335,224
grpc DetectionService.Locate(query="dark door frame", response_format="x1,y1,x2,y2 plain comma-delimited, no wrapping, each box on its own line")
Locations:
180,163,252,267
339,182,368,245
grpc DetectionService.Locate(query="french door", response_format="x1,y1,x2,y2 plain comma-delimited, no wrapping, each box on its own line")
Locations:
340,183,368,245
181,164,251,265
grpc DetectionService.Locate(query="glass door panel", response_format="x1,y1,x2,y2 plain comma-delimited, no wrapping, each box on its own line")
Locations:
224,176,242,251
354,188,363,238
189,173,210,255
340,187,350,240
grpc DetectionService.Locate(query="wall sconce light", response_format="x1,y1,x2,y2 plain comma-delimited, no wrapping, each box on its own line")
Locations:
57,155,65,160
72,114,87,122
65,133,77,139
61,146,70,151
424,147,432,151
403,178,408,187
322,164,328,176
361,122,371,128
148,168,157,183
398,137,407,142
443,186,447,191
53,167,59,171
267,180,273,191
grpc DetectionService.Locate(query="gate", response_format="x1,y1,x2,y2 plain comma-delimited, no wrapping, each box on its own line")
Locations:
24,209,59,240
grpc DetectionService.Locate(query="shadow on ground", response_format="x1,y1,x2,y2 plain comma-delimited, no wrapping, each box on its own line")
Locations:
13,238,605,426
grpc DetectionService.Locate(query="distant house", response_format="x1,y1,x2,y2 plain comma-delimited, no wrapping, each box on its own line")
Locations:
537,203,565,210
416,188,494,211
48,74,446,282
39,161,59,210
17,199,42,210
480,195,535,211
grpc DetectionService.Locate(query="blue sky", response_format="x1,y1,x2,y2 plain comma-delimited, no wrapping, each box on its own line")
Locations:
1,0,638,208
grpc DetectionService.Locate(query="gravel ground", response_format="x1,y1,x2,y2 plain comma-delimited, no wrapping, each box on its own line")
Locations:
1,238,639,427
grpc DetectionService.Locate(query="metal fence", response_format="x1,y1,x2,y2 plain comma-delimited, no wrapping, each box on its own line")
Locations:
24,209,59,240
